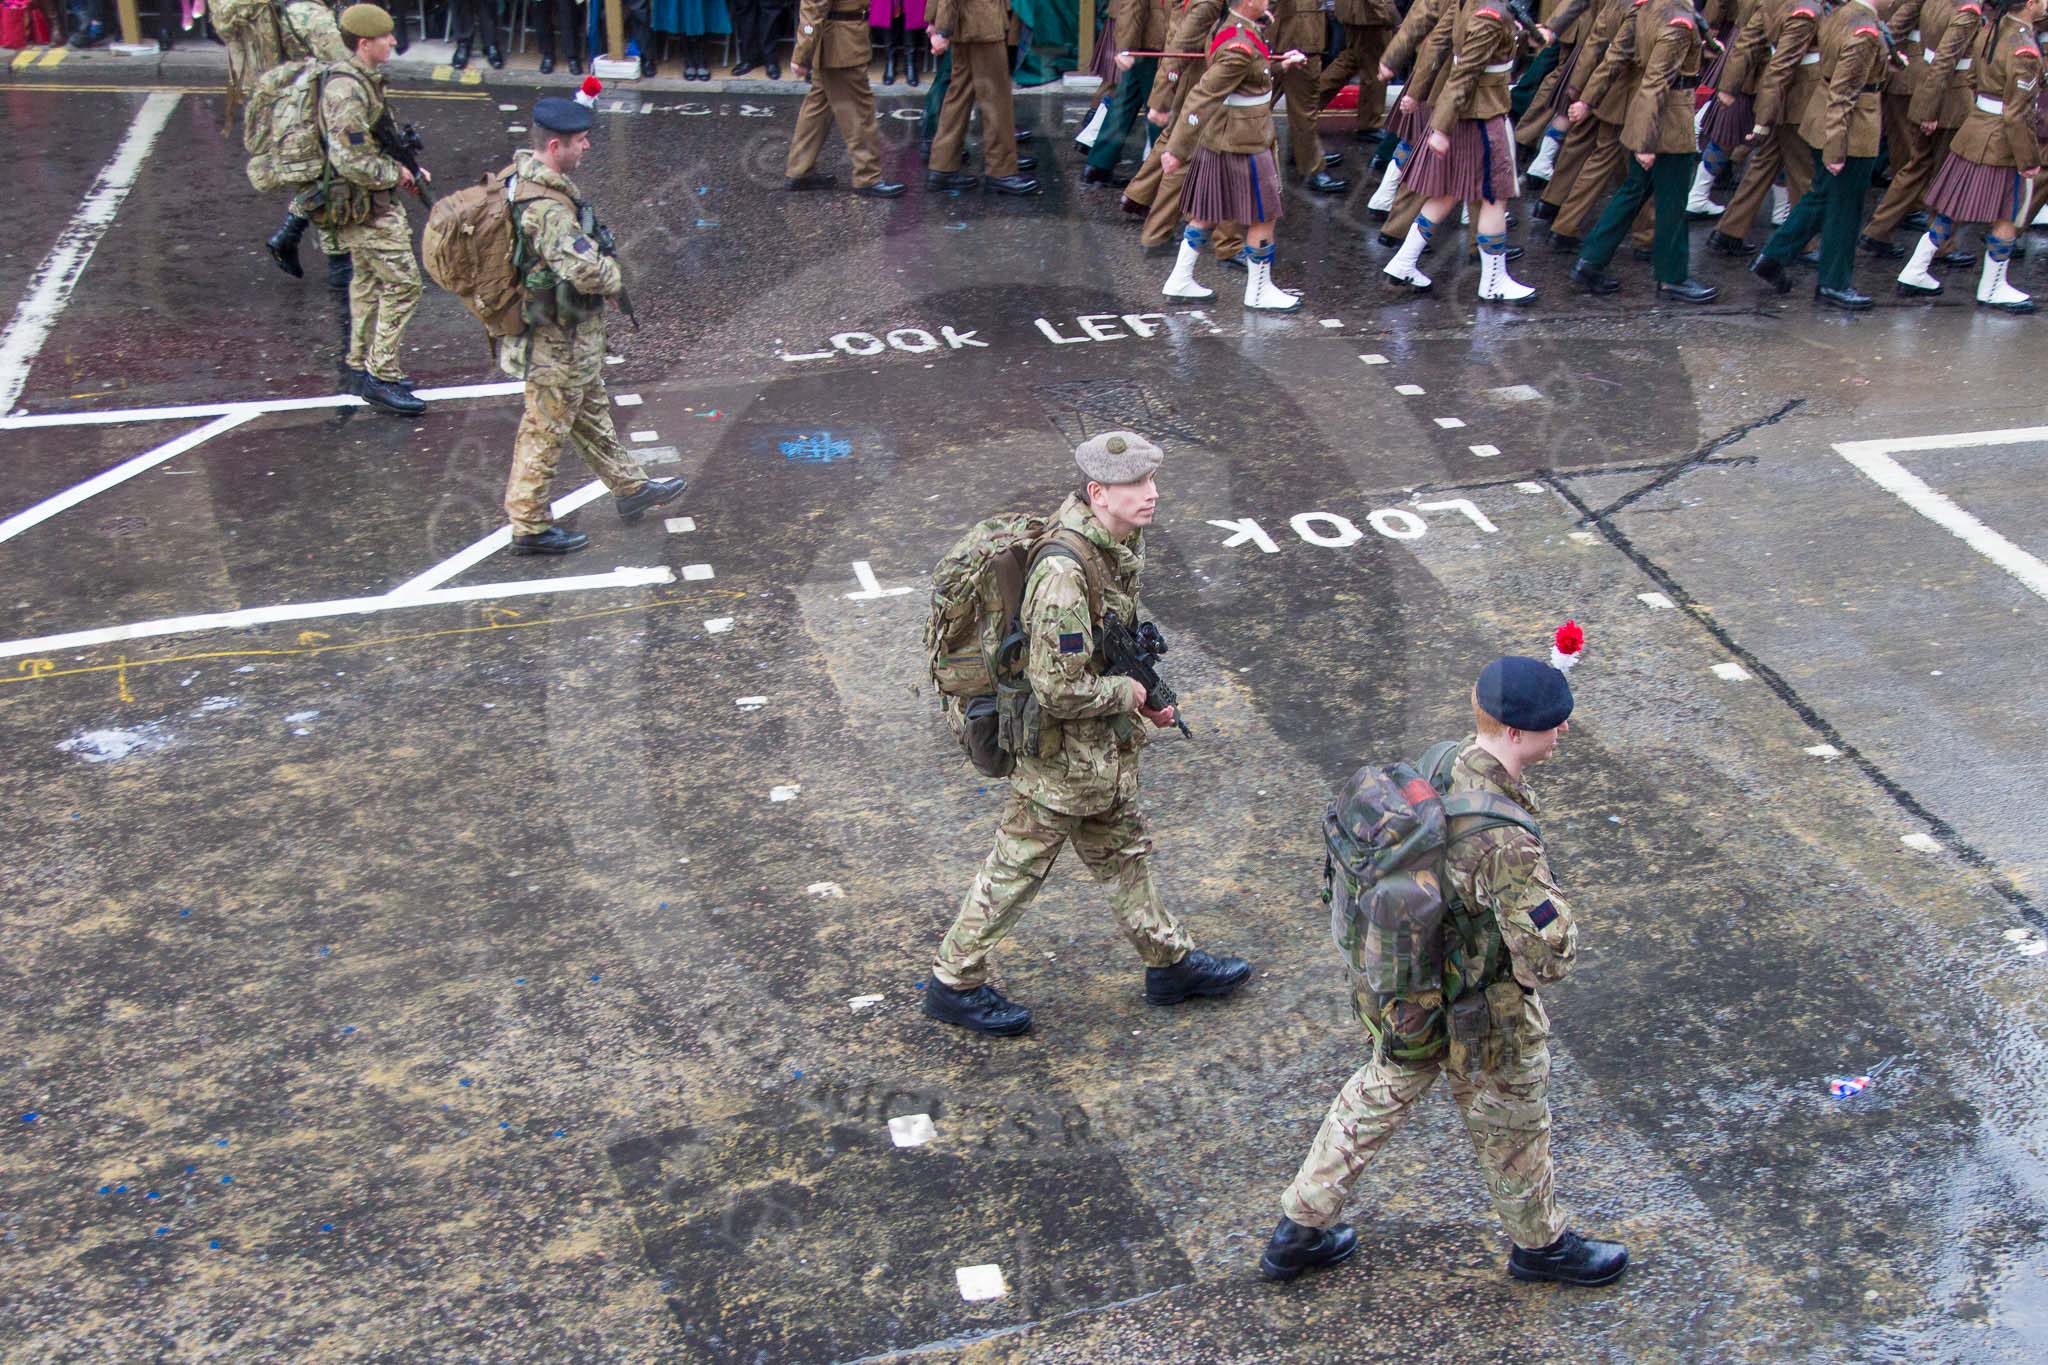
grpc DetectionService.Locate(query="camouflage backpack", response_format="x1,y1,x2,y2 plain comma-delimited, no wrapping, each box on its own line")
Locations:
923,514,1104,777
214,0,288,111
243,58,336,194
1323,741,1540,1053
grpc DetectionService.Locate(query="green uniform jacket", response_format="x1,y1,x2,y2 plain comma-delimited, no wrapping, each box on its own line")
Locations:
1441,742,1580,997
321,55,399,191
1011,494,1148,816
498,151,623,386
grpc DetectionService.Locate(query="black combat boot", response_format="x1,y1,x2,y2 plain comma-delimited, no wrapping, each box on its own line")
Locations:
327,254,353,290
1654,278,1718,303
1705,229,1751,256
616,477,687,521
1569,261,1620,295
266,213,309,278
923,975,1033,1036
358,375,425,415
1144,949,1251,1005
511,526,591,555
1258,1216,1359,1282
1507,1230,1629,1286
340,366,367,395
1749,251,1791,293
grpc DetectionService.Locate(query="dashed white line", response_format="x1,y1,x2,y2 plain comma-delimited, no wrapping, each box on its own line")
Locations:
1394,383,1425,396
664,516,696,533
1711,662,1751,681
614,393,644,407
1468,443,1500,458
681,563,715,581
1434,417,1466,429
1360,354,1389,365
1636,591,1676,609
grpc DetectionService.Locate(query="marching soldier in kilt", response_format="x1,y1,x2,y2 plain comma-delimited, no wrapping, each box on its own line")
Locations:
1383,0,1540,299
1161,0,1310,308
1897,0,2044,307
1868,0,1987,260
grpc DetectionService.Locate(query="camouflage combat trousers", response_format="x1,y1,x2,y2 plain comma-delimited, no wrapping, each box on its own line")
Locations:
933,791,1194,989
337,200,421,382
499,324,649,535
1280,990,1567,1251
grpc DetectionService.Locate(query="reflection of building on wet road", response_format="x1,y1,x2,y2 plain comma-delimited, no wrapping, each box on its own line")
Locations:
4,42,2048,1362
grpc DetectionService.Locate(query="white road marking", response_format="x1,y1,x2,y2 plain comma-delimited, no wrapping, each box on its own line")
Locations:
1901,832,1943,854
664,516,695,533
1468,443,1500,457
888,1114,937,1147
681,564,715,580
1394,383,1425,395
1805,743,1841,757
630,430,659,442
1637,591,1675,609
0,92,181,414
849,994,884,1011
0,411,255,543
704,616,734,633
614,393,644,406
1486,384,1544,402
0,566,677,662
845,559,912,600
807,881,844,897
1318,318,1343,328
1434,417,1466,429
1836,431,2048,603
0,380,527,429
1567,531,1598,544
387,481,609,596
1360,353,1389,365
1711,662,1751,681
736,696,767,710
1515,481,1545,493
956,1265,1007,1302
770,784,801,802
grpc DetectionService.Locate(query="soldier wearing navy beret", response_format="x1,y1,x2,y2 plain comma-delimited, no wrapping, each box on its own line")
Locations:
1260,623,1633,1289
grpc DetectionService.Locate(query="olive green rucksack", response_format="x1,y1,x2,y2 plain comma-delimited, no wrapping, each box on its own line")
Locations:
923,515,1105,777
1323,740,1540,1057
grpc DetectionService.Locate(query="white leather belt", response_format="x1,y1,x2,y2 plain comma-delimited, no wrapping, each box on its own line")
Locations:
1957,56,1973,69
1224,91,1269,106
1799,51,1821,65
1908,27,1921,42
1977,93,2005,114
1483,59,1514,73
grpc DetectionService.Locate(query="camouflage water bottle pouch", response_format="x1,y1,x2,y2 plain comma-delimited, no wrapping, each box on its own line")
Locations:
996,681,1055,761
944,695,1011,778
1481,980,1526,1072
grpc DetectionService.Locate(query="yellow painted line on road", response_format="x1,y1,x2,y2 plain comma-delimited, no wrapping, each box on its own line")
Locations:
11,46,46,70
433,63,454,80
460,69,481,85
37,47,66,67
1,81,489,100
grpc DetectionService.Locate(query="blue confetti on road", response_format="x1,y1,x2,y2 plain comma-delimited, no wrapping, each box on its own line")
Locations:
146,1191,160,1200
694,218,720,229
944,223,969,230
155,1227,169,1237
178,910,190,918
216,1139,229,1147
779,432,853,463
590,973,601,982
318,947,330,956
20,1112,36,1123
184,1165,195,1174
659,902,668,910
342,1026,356,1035
514,978,525,984
209,1240,221,1249
458,1079,472,1088
220,1176,232,1185
499,1121,510,1129
553,1129,566,1138
792,1069,804,1078
320,1223,333,1233
98,1185,111,1194
115,1185,127,1193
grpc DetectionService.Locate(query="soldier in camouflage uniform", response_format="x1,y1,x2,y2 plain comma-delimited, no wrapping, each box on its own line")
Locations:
254,0,355,290
1259,653,1631,1287
923,432,1252,1037
499,97,686,556
318,6,428,415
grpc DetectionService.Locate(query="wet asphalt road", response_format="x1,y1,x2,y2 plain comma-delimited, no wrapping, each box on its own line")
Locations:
5,55,2048,1363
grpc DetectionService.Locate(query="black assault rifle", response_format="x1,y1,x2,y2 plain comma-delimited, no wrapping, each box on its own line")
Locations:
373,112,433,206
591,222,640,330
1101,613,1193,739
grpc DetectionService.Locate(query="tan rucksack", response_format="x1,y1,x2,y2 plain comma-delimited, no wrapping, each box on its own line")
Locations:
214,0,286,111
423,166,576,341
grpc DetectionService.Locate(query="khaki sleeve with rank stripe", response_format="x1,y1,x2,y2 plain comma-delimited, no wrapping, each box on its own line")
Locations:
321,69,400,191
1021,559,1140,721
523,197,622,299
1465,830,1580,988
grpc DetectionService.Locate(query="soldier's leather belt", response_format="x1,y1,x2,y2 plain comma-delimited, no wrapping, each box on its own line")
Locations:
1670,75,1701,89
1976,93,2005,114
1861,81,1883,92
826,8,866,17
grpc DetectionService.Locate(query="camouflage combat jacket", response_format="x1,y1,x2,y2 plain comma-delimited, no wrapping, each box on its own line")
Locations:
320,55,400,192
1365,740,1580,1063
1441,740,1580,999
496,152,622,386
281,0,349,64
1011,494,1148,817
